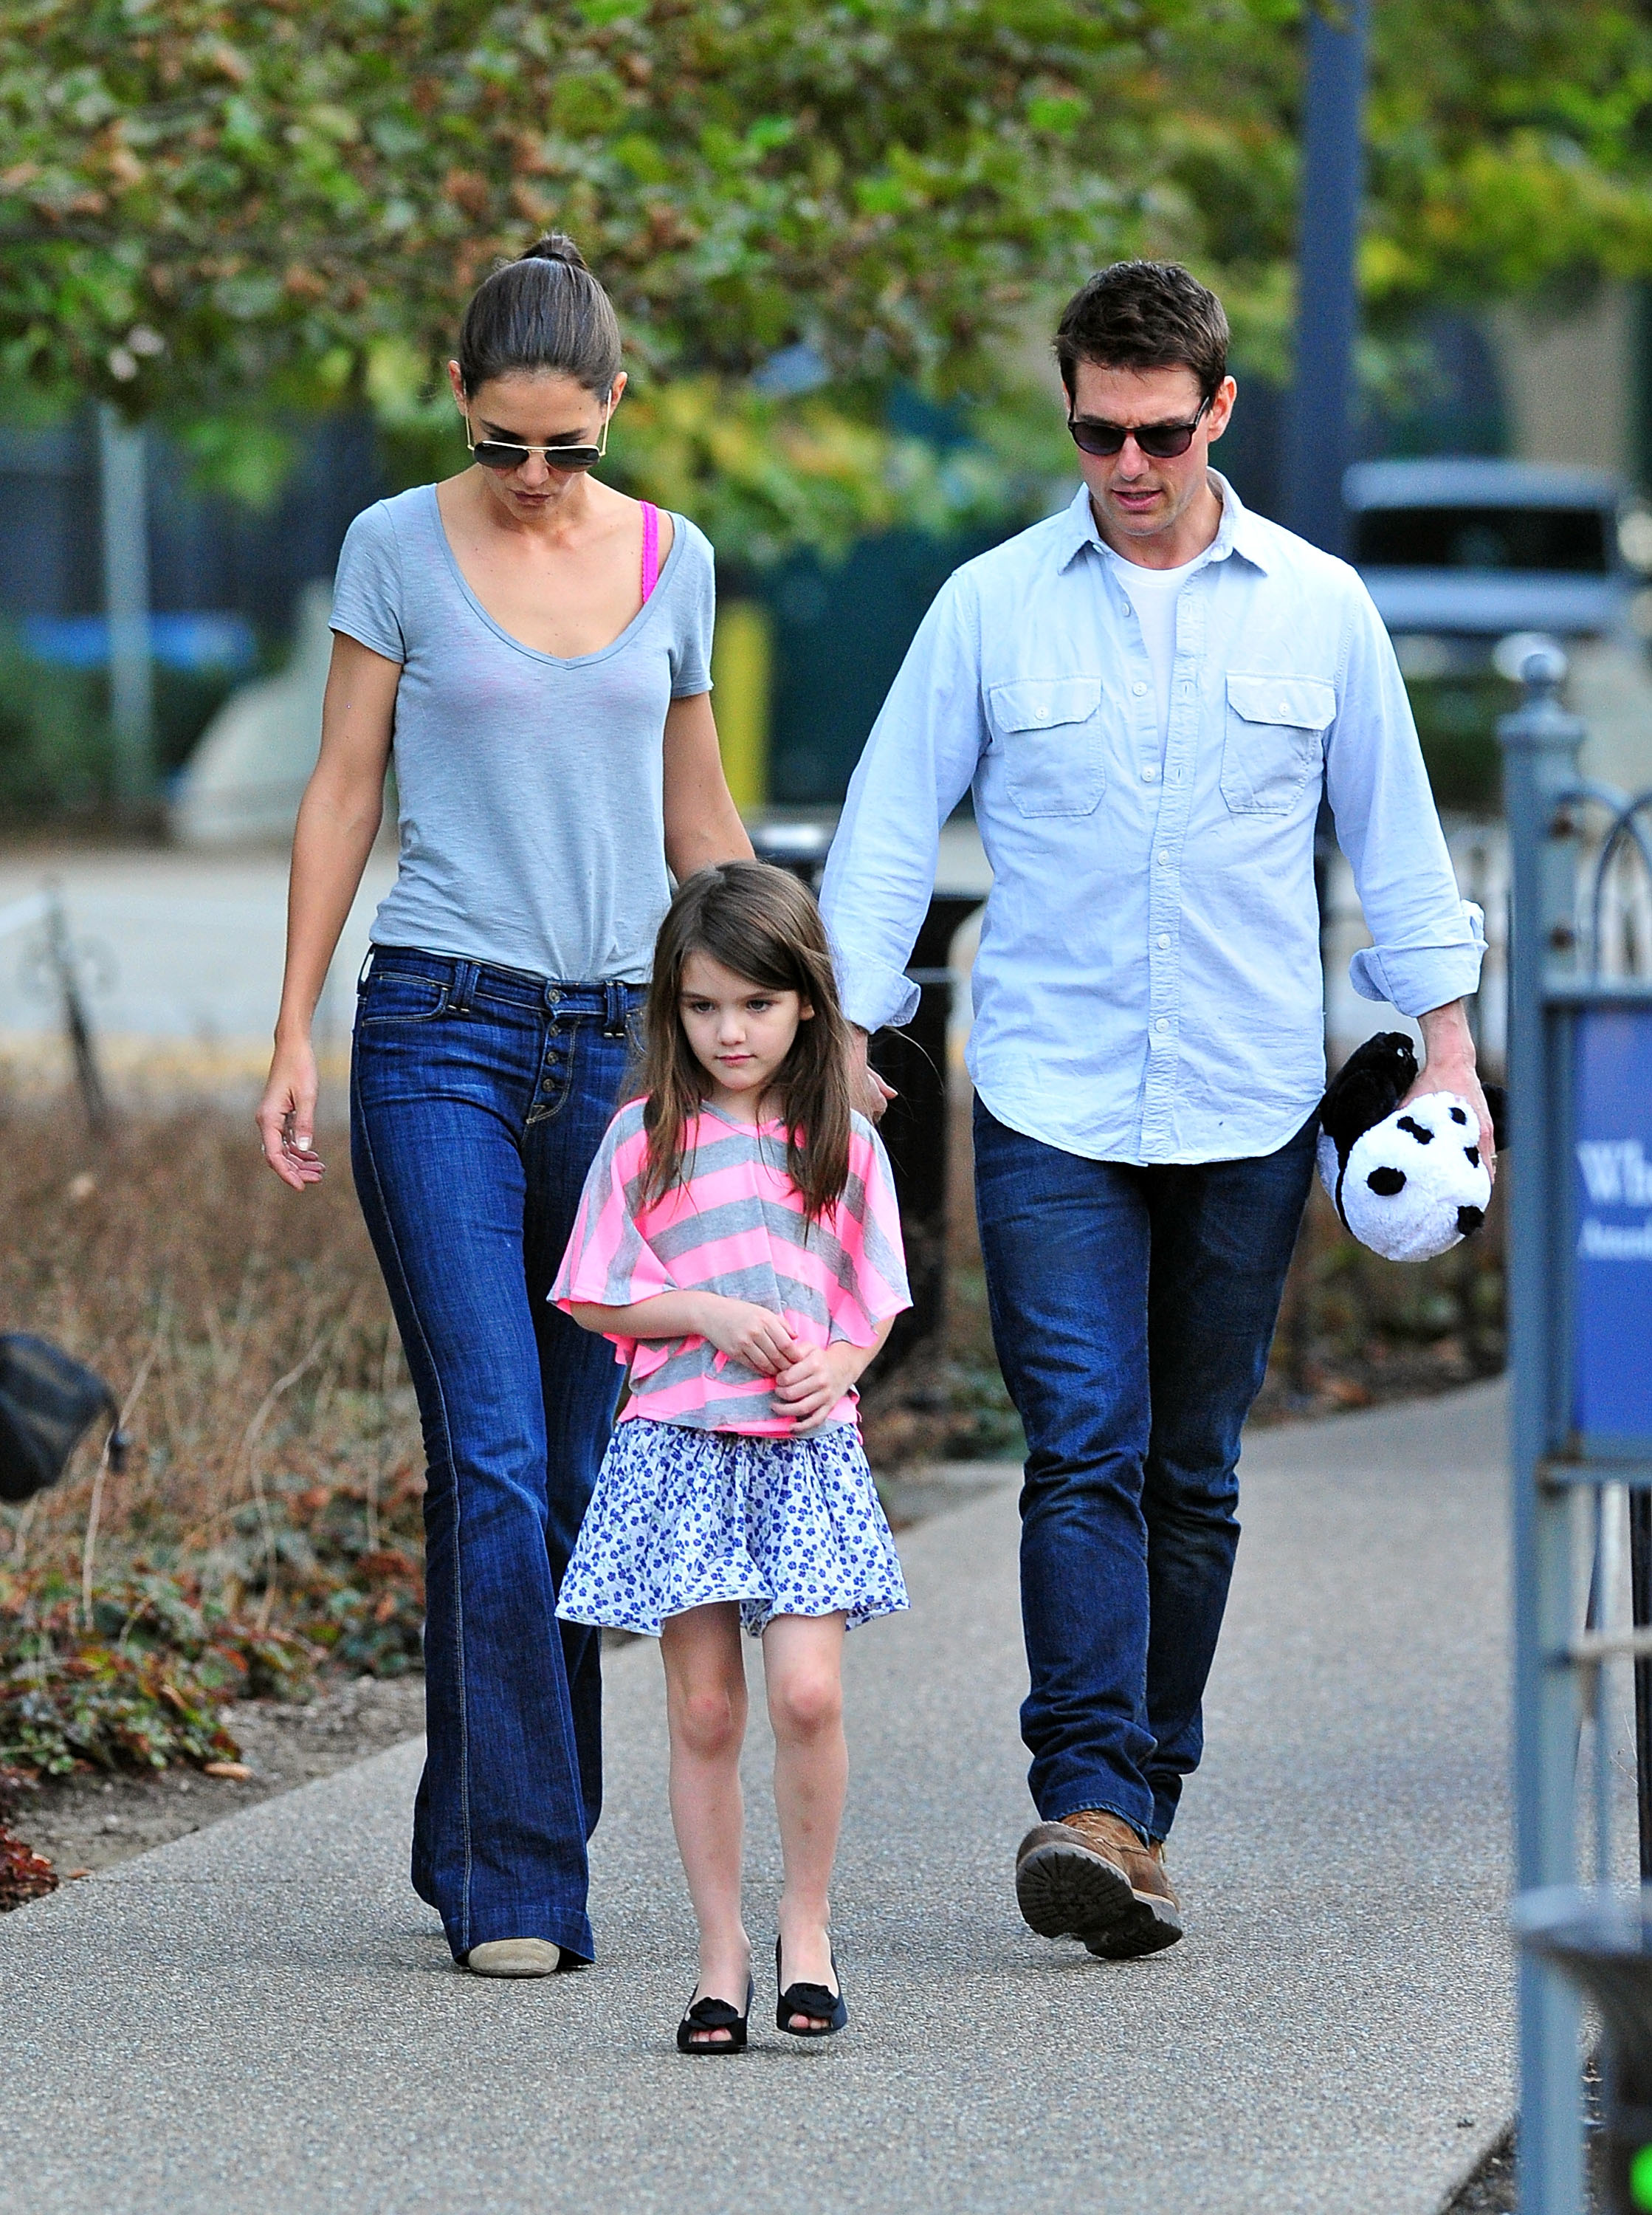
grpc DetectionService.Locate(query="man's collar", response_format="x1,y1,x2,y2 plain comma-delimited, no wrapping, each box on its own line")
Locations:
1053,479,1106,570
1208,470,1274,574
1055,468,1274,577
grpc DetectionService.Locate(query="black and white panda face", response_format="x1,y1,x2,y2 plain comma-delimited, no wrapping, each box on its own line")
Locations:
1315,1091,1493,1263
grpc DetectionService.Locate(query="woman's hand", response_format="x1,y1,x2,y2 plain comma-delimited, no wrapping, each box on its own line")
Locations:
771,1344,867,1435
695,1295,801,1377
255,1034,326,1190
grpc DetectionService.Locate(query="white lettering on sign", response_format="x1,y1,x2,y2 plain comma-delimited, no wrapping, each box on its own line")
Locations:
1580,1218,1652,1260
1577,1140,1652,1206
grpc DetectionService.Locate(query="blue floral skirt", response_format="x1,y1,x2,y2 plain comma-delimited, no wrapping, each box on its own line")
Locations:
556,1418,909,1639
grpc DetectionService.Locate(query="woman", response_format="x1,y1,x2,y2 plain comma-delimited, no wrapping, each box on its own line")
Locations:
255,235,751,1974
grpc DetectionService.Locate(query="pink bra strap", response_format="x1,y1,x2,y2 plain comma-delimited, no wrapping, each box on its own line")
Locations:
641,501,660,603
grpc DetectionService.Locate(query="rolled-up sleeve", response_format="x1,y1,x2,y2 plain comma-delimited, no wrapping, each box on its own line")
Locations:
820,574,988,1033
1326,583,1486,1017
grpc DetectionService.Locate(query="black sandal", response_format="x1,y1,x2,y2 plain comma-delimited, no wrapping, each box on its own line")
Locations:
775,1935,848,2038
676,1977,754,2056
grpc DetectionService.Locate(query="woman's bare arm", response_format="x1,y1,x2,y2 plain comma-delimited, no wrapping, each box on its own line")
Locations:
661,690,752,880
255,633,401,1188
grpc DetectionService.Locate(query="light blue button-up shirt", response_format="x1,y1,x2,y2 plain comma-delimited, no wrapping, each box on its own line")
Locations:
819,473,1485,1165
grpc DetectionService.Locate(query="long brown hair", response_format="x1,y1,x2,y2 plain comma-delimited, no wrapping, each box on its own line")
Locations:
639,862,854,1225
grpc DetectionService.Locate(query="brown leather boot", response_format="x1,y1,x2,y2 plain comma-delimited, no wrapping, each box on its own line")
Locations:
1014,1809,1183,1959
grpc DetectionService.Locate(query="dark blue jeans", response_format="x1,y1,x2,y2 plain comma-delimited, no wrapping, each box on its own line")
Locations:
350,949,641,1965
973,1099,1316,1845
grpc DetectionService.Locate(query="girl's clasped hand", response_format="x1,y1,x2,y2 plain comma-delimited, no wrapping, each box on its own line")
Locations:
690,1294,867,1435
550,859,912,2052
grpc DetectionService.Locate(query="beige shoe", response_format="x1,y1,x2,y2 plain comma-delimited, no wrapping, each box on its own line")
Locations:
1014,1808,1183,1959
466,1937,561,1977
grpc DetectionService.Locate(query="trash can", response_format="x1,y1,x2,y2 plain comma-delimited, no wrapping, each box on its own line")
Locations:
1515,1886,1652,2212
746,820,974,1370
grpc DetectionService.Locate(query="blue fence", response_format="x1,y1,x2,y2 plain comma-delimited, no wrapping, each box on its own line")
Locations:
1504,655,1652,2212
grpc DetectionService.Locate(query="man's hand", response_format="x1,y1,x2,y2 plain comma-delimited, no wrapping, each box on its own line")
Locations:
847,1024,896,1126
1403,1000,1495,1182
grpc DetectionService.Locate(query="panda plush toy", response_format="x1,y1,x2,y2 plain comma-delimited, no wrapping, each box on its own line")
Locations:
1316,1032,1507,1265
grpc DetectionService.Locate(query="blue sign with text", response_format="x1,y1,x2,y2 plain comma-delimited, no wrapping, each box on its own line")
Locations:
1572,1007,1652,1444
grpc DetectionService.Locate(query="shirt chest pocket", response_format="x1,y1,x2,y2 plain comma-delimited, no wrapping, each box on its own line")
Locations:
1221,673,1336,817
988,676,1106,819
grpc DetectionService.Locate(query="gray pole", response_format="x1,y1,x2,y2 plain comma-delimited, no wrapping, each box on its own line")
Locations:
1283,0,1369,555
97,403,155,811
1500,648,1587,2215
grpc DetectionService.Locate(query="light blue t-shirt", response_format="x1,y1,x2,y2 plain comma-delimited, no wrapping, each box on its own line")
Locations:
331,484,715,983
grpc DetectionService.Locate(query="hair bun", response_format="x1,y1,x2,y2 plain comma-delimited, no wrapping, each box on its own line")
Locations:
521,233,590,274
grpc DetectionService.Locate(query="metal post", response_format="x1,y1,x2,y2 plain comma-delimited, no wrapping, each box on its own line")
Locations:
867,895,978,1369
43,887,109,1135
1283,0,1369,557
1632,1491,1652,1881
97,404,155,811
1501,648,1588,2215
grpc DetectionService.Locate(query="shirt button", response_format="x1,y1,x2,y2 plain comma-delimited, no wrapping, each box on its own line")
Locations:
1157,933,1169,949
1154,1017,1169,1033
1157,850,1169,866
1141,765,1157,781
1132,681,1148,697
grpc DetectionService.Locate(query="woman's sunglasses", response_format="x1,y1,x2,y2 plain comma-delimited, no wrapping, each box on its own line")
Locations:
465,394,612,474
1067,395,1211,461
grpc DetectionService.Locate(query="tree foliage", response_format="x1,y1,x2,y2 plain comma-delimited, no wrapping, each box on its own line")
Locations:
1362,0,1652,309
0,1,1174,399
2,0,1651,554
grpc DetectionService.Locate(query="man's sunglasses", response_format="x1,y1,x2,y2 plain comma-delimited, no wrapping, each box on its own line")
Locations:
1067,394,1211,461
465,393,612,474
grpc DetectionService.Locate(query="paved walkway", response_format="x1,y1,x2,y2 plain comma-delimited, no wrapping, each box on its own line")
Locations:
0,1386,1513,2214
0,827,991,1102
0,848,396,1101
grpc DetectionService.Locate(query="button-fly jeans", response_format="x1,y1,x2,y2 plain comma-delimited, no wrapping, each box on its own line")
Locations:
350,948,641,1964
973,1099,1317,1844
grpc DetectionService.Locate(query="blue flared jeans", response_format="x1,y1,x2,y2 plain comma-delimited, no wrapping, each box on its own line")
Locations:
349,947,641,1965
973,1099,1316,1846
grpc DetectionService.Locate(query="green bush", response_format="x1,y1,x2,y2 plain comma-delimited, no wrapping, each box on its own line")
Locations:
0,628,244,817
0,1569,314,1777
0,628,111,818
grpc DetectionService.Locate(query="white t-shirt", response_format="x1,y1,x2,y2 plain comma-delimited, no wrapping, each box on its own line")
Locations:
1103,546,1200,749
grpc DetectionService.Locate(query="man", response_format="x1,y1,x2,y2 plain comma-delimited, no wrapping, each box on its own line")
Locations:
819,261,1490,1960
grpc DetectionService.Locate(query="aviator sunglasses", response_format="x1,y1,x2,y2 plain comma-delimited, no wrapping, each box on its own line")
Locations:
465,391,612,474
1067,394,1211,461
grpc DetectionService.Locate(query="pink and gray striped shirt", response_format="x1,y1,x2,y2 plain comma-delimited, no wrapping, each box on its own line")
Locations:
551,1098,910,1435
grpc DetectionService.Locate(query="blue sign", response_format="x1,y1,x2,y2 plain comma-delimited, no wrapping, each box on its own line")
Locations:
21,612,255,674
1572,1007,1652,1445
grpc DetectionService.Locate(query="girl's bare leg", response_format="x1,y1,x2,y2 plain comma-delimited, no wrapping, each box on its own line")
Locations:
661,1602,751,2045
763,1612,848,2028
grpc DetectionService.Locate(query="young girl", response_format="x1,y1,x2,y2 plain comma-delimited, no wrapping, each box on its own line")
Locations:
551,859,910,2053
